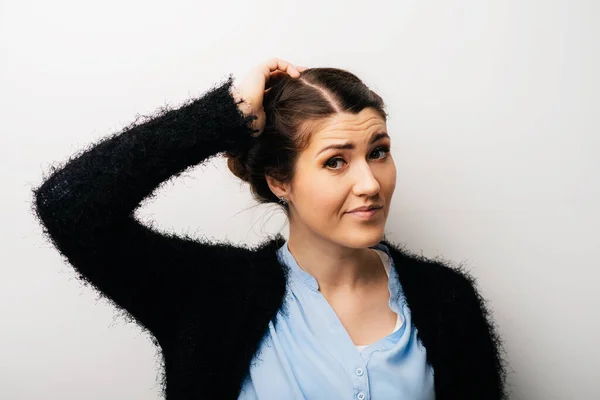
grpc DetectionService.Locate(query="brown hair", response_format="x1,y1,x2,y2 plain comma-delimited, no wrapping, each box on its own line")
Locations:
226,67,387,218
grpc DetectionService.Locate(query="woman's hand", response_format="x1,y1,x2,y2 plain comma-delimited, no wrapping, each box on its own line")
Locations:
231,57,308,137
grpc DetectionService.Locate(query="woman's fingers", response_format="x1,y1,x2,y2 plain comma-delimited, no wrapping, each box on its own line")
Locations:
273,57,300,77
264,59,308,91
263,57,301,83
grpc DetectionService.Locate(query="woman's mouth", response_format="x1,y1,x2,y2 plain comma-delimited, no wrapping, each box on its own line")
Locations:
346,207,382,219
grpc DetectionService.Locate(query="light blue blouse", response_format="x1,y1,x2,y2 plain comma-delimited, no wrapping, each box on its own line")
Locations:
238,241,435,399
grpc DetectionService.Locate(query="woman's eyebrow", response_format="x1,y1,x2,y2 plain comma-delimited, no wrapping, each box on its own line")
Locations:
316,132,390,156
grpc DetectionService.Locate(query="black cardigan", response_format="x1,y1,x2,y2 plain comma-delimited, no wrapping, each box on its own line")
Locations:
32,75,509,399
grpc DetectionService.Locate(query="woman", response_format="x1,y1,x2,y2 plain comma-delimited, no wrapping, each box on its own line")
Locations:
33,57,508,399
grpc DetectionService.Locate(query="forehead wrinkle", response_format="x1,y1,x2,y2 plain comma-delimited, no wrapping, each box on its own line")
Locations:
314,122,387,147
318,115,385,134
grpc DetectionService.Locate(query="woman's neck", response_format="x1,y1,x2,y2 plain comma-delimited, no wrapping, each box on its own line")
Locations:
286,233,385,293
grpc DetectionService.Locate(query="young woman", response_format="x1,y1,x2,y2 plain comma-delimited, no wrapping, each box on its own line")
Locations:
33,57,508,399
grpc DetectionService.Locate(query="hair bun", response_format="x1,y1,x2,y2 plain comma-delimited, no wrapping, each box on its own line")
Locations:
226,151,251,183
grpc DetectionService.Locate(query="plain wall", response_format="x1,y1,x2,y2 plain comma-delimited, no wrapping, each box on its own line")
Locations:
2,0,598,398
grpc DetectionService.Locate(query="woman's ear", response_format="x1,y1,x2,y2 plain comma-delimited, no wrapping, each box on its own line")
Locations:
265,174,290,199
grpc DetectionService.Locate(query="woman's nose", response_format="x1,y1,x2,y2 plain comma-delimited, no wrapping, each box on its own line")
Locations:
351,164,381,197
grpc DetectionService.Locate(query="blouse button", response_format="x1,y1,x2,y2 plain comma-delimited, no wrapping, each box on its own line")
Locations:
357,392,366,400
356,368,364,376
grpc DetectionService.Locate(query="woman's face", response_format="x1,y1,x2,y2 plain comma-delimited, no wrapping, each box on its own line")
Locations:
284,107,396,249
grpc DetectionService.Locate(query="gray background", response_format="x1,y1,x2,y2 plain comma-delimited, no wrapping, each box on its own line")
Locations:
2,0,598,398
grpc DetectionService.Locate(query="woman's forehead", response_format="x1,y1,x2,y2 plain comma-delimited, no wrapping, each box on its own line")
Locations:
308,110,387,145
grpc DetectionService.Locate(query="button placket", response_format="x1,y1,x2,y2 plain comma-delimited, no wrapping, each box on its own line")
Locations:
352,363,369,400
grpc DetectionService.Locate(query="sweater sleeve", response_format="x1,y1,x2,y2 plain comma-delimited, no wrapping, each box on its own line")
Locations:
32,75,257,340
454,273,509,399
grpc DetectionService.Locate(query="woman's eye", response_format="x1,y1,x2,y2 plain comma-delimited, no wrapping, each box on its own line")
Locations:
324,158,345,170
371,146,390,159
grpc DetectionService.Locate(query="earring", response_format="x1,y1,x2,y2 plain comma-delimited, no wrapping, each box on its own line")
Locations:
279,196,288,206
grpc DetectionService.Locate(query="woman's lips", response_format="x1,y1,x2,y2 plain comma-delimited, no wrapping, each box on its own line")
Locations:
346,207,382,219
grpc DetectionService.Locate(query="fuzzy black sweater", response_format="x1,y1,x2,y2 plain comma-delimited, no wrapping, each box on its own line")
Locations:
33,75,509,399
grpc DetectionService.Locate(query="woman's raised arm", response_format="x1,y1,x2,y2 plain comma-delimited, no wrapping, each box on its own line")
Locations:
32,75,257,340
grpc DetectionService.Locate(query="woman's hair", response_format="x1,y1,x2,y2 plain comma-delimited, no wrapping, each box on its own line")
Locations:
226,67,387,218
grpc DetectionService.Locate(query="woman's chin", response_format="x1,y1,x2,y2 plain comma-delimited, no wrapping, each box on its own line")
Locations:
342,226,385,249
